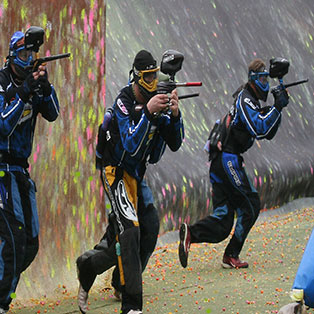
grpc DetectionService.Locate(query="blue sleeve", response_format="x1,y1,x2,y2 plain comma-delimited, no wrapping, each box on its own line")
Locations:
159,111,184,151
39,85,59,121
148,135,167,164
115,96,151,154
148,111,184,164
0,91,25,137
238,94,281,140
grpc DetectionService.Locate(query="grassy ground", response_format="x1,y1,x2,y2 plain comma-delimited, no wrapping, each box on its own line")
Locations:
9,206,314,314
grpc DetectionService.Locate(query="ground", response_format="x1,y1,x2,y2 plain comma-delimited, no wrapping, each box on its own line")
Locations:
9,206,314,314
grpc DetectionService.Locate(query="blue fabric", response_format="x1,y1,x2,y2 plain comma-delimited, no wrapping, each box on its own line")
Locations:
110,85,184,181
233,89,281,141
140,180,154,207
11,174,24,226
221,152,244,188
234,209,244,241
28,179,39,237
0,67,59,159
210,171,223,184
292,227,314,308
0,237,5,280
211,204,228,220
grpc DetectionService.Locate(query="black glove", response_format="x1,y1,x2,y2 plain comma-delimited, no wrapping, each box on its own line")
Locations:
38,72,52,97
17,74,39,103
273,87,289,111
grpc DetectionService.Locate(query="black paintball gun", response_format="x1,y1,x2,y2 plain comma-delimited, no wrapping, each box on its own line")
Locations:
23,26,70,73
269,57,308,94
157,49,202,100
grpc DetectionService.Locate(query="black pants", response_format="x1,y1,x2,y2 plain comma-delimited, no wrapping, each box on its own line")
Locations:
78,166,159,313
190,152,260,257
0,170,39,310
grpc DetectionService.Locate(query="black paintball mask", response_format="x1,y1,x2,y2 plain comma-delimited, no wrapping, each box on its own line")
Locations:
129,50,159,101
8,26,44,80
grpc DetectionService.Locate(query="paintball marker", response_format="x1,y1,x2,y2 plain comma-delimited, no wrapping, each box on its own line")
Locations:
269,57,308,94
157,49,202,100
24,53,71,72
23,26,70,73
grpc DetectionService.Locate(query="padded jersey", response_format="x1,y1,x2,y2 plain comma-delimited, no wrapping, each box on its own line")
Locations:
107,84,184,180
224,86,282,154
0,66,59,165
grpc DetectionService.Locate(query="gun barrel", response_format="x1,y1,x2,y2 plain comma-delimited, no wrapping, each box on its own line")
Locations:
25,53,71,70
284,79,309,89
176,82,202,87
41,53,71,62
178,93,200,100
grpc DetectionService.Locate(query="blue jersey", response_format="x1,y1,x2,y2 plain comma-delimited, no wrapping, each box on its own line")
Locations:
108,85,184,181
225,86,282,154
0,66,59,166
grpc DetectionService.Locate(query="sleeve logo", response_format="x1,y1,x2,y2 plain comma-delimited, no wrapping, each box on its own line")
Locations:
244,97,257,110
117,98,128,115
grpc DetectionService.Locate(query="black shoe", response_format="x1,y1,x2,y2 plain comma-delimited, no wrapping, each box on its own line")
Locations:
178,223,191,268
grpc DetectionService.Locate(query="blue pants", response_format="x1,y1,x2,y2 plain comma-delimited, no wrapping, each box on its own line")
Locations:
0,170,39,310
190,152,260,257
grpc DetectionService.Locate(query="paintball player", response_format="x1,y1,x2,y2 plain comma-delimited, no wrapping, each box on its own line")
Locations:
0,28,59,313
76,50,184,314
179,58,289,269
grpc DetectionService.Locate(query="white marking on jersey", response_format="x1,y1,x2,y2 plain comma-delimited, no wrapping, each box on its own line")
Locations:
116,180,138,222
244,97,257,110
117,98,128,115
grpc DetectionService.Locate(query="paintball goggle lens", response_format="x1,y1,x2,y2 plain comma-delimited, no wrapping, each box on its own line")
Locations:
13,48,34,68
18,49,34,62
135,67,160,92
250,70,270,91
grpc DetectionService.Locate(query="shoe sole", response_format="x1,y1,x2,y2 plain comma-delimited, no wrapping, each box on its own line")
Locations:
221,262,248,269
221,262,233,269
178,223,188,268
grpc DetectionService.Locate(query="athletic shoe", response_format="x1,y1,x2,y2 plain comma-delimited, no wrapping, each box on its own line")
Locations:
77,283,88,313
178,223,191,268
127,310,143,314
222,254,249,269
76,259,89,313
